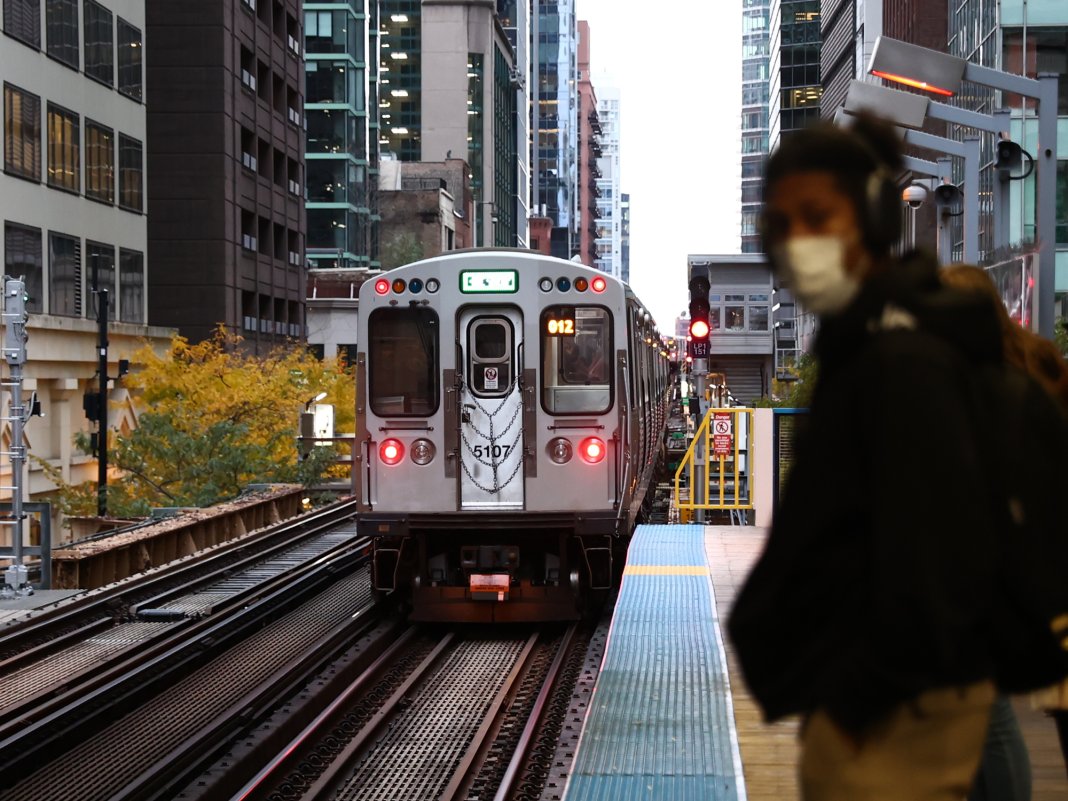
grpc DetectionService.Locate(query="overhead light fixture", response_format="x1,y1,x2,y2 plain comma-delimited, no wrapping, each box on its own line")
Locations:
843,80,929,130
868,36,966,97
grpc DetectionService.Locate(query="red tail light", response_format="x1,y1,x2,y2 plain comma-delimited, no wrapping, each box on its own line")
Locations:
579,437,606,464
380,439,404,465
374,278,390,295
591,276,607,293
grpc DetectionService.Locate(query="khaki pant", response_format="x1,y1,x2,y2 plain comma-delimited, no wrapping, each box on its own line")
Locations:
800,680,996,801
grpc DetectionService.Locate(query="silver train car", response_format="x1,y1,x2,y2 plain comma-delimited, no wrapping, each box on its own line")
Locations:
354,249,670,622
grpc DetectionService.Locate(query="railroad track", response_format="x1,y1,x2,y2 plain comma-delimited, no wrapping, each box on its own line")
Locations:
0,499,360,663
198,624,584,801
0,549,383,801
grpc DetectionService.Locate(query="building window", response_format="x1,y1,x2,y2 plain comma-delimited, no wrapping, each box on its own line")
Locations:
46,102,79,192
85,120,114,203
83,0,113,86
118,134,142,211
4,84,41,181
86,240,115,319
46,0,78,67
49,231,81,316
116,18,142,101
118,248,143,322
3,0,41,48
4,222,43,313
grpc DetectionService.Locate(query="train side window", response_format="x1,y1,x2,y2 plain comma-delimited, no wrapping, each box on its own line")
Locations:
541,306,612,414
368,308,439,416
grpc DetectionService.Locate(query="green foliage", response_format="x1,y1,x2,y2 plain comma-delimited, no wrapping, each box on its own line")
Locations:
1055,318,1068,358
756,353,818,408
52,327,355,519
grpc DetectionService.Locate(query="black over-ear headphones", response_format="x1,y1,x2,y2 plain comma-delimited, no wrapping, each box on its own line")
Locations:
862,168,903,254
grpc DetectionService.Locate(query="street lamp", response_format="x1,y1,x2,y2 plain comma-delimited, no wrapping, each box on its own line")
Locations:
866,35,1059,338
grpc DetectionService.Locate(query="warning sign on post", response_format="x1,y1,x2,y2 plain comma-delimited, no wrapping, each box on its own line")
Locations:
713,412,733,457
484,366,499,390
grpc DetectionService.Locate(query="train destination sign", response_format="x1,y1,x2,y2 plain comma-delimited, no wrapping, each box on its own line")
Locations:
544,306,577,336
459,269,518,294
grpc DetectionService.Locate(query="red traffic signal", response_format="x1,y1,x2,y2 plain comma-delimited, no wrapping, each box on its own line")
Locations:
689,318,710,339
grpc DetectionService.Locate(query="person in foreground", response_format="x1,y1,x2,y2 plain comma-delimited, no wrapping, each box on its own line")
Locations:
728,113,1007,800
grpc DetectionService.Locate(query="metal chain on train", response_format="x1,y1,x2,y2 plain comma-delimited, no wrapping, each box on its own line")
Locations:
460,377,523,494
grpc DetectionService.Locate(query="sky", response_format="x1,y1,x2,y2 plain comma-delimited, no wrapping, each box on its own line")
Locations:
576,1,743,330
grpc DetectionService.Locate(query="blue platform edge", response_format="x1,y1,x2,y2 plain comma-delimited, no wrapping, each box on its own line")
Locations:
563,524,747,801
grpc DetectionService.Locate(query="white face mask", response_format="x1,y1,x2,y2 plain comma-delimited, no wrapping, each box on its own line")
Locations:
772,235,861,316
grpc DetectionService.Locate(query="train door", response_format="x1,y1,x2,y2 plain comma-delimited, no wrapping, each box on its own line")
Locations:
458,308,525,510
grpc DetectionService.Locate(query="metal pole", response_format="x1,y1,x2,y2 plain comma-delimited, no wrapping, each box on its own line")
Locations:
3,277,28,593
1035,74,1058,339
97,287,109,518
962,137,980,264
992,111,1012,255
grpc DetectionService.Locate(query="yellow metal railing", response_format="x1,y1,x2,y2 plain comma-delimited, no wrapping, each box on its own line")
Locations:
673,407,754,511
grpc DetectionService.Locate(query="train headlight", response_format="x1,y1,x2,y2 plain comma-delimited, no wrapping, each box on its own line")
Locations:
547,437,573,464
380,438,405,465
425,278,440,293
539,277,554,292
410,438,435,465
579,437,606,465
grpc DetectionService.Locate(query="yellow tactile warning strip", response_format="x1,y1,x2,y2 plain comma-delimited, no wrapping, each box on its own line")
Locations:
623,565,710,576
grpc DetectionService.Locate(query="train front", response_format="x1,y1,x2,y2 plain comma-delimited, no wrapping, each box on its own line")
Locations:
354,251,630,622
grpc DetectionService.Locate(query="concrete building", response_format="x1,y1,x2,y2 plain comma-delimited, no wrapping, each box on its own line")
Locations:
534,0,578,259
379,0,524,248
596,86,622,278
741,0,771,253
147,0,306,352
1,0,171,538
575,20,600,268
688,254,776,404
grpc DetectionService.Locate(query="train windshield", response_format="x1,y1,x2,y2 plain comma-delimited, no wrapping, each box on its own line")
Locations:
541,306,612,415
368,308,439,416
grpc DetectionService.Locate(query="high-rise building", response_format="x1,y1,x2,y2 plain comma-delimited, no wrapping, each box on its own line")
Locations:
534,0,578,259
741,0,771,253
820,0,882,117
305,1,380,273
147,0,306,351
2,0,148,325
768,0,822,151
620,192,631,285
379,1,420,161
596,87,622,278
379,0,523,247
495,0,531,247
576,20,600,267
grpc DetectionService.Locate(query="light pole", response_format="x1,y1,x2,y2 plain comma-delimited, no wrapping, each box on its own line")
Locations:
866,36,1059,338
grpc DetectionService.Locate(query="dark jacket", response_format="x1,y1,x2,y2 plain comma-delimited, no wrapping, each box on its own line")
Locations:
728,251,1005,732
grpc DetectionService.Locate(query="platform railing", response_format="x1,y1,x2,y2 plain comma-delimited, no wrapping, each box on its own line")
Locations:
673,407,754,514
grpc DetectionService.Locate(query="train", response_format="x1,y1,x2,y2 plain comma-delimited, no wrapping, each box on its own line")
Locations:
353,249,672,622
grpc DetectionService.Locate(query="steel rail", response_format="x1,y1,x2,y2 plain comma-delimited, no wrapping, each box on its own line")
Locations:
492,624,578,801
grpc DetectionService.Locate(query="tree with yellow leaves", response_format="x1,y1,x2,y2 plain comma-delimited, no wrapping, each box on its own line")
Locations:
52,327,356,518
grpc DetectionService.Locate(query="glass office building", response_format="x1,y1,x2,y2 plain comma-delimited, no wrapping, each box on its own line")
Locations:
305,0,380,270
768,0,822,151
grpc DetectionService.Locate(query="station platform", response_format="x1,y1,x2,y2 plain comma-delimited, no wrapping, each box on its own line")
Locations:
564,525,1068,801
